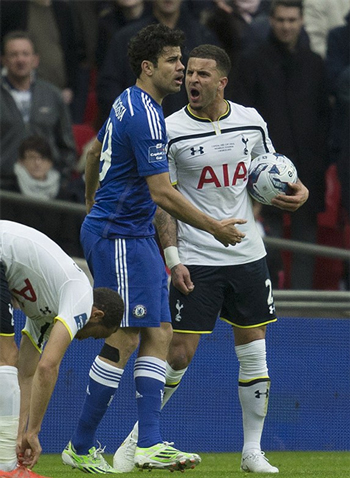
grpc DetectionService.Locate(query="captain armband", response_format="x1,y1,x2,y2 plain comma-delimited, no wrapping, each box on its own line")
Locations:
164,246,181,270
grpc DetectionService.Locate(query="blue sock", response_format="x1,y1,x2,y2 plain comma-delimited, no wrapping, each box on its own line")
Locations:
134,356,166,448
71,356,123,454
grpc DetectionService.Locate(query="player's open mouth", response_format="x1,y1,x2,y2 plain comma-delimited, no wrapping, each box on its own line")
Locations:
175,75,184,85
189,88,200,100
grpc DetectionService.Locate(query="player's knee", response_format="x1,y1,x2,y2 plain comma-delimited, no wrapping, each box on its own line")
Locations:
168,343,192,370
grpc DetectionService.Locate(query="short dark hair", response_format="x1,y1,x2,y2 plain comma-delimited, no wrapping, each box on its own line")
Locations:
2,30,36,55
128,23,185,78
270,0,303,16
188,44,231,77
93,287,124,330
18,136,53,161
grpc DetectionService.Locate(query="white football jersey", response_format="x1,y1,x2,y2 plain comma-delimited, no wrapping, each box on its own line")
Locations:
166,101,275,265
0,221,93,342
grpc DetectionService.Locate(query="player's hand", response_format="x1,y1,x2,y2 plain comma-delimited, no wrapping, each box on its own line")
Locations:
171,263,194,295
214,218,247,247
18,433,42,469
271,179,309,211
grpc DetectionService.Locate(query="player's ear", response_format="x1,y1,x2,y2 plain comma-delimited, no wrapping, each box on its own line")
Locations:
141,60,154,77
218,77,228,91
91,307,104,322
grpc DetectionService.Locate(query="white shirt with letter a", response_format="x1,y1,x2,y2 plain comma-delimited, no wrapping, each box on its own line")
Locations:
166,101,275,266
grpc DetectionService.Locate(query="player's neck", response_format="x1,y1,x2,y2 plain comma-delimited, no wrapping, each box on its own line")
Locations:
189,98,228,122
135,79,163,105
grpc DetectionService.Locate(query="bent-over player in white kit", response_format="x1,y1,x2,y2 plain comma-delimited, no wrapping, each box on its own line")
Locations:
113,45,308,474
0,221,123,473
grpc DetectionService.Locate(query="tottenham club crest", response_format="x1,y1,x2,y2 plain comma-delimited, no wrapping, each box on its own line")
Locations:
133,304,147,318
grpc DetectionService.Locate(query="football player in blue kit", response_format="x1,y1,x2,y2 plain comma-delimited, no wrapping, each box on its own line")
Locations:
62,25,246,474
113,44,309,474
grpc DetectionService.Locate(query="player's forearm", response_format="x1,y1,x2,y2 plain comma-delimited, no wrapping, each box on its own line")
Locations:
154,207,178,249
149,177,217,235
26,365,59,435
17,374,32,440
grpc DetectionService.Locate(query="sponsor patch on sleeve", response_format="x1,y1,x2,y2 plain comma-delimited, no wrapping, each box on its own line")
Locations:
148,143,167,163
74,313,88,330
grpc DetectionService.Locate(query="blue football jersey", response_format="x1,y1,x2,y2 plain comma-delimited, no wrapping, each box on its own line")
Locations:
84,86,169,238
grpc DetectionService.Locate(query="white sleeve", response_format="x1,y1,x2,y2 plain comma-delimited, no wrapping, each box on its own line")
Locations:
56,280,93,338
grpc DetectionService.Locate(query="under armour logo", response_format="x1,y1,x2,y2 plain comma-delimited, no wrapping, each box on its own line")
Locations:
40,306,52,315
241,137,249,155
175,300,184,322
190,146,204,155
255,389,269,399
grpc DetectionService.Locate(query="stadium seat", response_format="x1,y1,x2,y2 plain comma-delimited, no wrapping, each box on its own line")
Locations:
72,123,96,158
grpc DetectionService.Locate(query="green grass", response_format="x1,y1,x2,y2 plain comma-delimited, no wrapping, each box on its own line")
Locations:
33,451,350,478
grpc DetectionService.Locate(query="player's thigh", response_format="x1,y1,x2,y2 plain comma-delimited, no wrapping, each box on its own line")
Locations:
233,325,266,346
221,258,277,327
81,232,171,328
169,265,226,333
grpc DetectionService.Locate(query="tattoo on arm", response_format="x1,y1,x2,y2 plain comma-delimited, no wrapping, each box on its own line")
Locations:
154,207,178,249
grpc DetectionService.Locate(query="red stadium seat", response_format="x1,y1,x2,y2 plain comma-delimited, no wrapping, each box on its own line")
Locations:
72,124,96,158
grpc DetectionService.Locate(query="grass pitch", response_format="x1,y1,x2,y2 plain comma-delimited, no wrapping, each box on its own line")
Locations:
33,451,350,478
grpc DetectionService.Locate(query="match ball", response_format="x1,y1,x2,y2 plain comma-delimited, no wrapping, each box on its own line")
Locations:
247,152,298,205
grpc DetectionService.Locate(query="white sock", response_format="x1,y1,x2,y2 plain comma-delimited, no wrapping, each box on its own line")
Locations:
163,362,188,408
0,366,20,471
235,339,270,454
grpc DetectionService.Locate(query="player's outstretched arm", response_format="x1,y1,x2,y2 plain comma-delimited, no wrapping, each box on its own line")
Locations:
154,207,194,295
271,178,309,211
147,173,247,247
17,335,40,462
18,321,71,468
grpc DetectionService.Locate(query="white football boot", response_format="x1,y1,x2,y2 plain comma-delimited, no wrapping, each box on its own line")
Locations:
113,423,138,472
241,451,279,473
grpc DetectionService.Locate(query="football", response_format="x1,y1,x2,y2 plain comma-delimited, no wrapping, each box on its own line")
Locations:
247,152,298,205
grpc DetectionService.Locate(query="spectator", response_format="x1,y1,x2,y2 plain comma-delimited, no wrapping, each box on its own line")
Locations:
96,0,220,123
0,0,81,108
201,0,310,98
303,0,349,58
232,0,330,289
200,0,271,92
0,31,76,189
0,135,83,258
96,0,150,69
8,135,61,199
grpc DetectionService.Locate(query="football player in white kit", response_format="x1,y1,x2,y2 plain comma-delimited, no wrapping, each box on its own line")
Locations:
0,221,124,473
113,45,309,473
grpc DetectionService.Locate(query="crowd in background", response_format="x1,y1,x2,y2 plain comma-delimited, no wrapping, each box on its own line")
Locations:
0,0,349,290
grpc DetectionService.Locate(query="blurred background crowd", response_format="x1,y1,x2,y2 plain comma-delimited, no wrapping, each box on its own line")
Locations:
0,0,349,291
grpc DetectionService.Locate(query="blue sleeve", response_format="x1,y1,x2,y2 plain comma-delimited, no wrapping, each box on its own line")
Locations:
127,108,169,177
97,120,108,143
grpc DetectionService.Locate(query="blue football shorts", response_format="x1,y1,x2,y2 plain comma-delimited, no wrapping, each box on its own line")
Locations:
0,262,15,335
80,227,171,328
169,257,277,333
